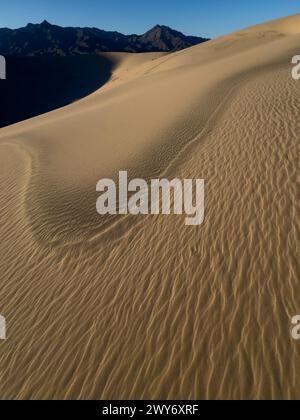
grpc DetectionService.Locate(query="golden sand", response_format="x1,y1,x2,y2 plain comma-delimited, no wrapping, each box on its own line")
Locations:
0,14,299,399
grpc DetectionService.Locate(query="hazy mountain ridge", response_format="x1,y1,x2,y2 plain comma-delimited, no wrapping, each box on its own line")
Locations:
0,20,209,55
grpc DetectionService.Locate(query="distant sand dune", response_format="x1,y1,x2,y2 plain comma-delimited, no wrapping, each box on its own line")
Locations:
0,14,299,400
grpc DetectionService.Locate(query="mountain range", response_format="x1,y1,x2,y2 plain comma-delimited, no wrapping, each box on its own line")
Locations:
0,20,209,56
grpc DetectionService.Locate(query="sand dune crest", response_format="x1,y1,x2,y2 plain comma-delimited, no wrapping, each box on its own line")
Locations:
0,14,299,400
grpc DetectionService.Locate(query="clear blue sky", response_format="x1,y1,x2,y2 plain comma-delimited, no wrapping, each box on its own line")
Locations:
0,0,299,38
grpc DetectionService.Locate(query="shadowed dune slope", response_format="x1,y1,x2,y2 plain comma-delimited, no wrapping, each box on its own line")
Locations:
0,14,299,399
0,53,165,128
0,55,117,128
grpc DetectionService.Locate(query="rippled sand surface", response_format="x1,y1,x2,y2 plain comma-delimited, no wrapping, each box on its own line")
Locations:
0,15,299,399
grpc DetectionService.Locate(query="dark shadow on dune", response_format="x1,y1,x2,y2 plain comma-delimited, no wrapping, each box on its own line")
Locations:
0,55,114,128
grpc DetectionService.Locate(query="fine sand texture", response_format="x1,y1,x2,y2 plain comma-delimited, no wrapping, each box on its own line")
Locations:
0,14,299,399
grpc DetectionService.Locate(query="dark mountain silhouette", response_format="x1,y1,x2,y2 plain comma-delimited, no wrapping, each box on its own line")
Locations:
128,25,207,52
0,20,209,56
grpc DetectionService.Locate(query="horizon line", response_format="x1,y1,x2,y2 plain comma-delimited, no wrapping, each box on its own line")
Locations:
0,12,298,40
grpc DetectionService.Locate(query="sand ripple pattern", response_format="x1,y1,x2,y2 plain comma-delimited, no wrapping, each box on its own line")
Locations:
0,63,299,399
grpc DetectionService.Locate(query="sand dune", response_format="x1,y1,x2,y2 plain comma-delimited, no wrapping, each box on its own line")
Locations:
0,52,166,128
0,14,299,400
